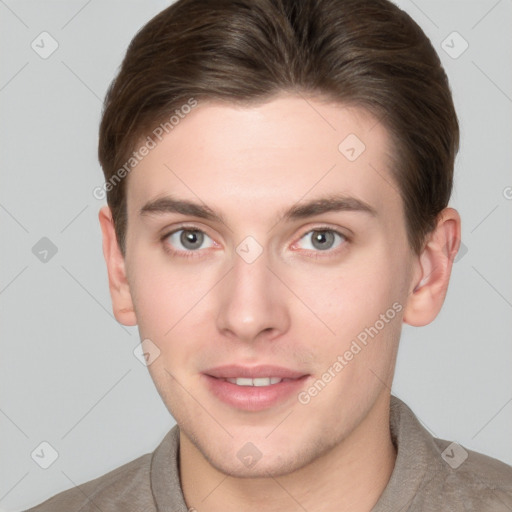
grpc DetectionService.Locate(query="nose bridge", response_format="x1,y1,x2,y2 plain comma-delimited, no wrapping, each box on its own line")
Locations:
215,241,289,341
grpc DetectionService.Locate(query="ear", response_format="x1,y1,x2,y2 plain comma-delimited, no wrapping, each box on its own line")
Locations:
98,206,137,326
403,207,461,327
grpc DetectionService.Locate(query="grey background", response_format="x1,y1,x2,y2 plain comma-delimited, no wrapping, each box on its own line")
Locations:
1,0,511,509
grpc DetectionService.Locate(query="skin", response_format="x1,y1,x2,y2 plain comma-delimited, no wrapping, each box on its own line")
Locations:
99,93,461,511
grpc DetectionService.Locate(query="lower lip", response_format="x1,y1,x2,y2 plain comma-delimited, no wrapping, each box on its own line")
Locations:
202,374,310,412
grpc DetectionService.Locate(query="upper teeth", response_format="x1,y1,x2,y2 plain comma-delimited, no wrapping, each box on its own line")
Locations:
226,377,286,386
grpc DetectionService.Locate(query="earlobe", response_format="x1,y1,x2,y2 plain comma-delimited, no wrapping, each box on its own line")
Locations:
98,206,137,326
403,207,461,327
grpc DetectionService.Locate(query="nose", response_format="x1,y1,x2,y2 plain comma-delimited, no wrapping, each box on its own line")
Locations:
215,244,291,344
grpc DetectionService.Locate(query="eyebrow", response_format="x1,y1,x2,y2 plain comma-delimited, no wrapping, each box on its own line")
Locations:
139,193,377,224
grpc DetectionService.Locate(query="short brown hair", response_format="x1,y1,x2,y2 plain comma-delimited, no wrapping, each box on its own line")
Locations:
98,0,459,255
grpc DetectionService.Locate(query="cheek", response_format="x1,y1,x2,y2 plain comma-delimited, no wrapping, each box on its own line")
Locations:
298,256,401,330
128,254,216,372
131,275,176,337
301,267,404,407
293,251,407,384
128,249,204,333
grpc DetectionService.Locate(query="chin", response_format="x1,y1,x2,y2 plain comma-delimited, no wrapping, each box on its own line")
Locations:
206,450,303,479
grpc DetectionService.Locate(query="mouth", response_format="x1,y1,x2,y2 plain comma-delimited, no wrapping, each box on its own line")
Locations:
213,376,299,386
201,365,310,411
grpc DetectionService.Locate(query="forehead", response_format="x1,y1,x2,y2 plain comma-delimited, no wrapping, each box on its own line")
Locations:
126,94,400,223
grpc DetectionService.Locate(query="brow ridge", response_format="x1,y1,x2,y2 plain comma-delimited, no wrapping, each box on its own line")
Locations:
139,193,377,224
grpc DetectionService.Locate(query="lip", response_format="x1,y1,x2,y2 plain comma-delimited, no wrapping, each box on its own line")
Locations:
201,365,310,412
203,364,308,380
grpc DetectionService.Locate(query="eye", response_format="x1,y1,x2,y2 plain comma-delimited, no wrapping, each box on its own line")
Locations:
295,228,347,253
163,228,216,255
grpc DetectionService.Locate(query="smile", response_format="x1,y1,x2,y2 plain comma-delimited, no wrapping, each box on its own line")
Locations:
223,377,293,386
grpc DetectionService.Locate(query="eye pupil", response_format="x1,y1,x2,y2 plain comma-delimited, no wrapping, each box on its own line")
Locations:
180,230,203,250
312,230,335,250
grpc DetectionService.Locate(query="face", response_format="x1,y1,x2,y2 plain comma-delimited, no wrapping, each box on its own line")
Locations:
121,94,418,477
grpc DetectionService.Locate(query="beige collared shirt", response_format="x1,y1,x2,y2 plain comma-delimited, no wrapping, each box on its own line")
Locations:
25,396,512,511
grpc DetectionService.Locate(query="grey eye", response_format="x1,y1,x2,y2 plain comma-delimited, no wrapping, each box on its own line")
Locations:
298,230,345,251
166,229,214,251
180,230,204,250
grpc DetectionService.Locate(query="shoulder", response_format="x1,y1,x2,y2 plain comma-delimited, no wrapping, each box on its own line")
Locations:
429,437,512,510
386,396,512,511
22,425,183,512
23,452,155,512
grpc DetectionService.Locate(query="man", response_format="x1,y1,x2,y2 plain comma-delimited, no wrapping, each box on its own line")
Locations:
26,0,512,510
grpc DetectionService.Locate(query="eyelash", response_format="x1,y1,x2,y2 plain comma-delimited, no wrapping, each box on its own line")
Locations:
160,224,215,260
296,228,348,259
160,224,349,260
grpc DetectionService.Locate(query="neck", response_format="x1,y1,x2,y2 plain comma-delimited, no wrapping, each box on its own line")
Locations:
179,392,396,512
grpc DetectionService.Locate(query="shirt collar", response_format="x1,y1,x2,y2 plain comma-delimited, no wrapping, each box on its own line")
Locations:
149,395,442,511
371,395,445,511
